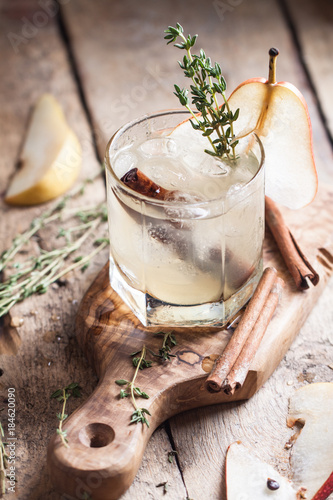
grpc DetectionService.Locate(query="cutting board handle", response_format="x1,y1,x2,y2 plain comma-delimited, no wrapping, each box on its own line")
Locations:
47,371,153,500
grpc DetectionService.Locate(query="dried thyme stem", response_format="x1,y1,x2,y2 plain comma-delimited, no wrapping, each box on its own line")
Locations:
0,420,7,496
0,170,108,318
58,389,69,449
130,346,147,411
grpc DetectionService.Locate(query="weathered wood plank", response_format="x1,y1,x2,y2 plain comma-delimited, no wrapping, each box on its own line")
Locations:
285,0,333,141
0,2,106,499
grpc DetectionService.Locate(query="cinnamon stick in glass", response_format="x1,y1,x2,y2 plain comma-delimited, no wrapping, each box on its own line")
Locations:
221,276,284,395
205,267,280,393
121,168,171,200
265,196,319,290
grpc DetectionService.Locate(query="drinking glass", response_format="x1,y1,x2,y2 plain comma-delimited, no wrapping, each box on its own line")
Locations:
105,110,265,327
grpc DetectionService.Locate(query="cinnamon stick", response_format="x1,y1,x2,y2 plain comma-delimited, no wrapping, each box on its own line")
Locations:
265,196,319,290
221,276,284,395
205,267,279,393
121,168,171,200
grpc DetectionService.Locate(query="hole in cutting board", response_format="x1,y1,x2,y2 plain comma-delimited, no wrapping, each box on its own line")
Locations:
79,423,115,448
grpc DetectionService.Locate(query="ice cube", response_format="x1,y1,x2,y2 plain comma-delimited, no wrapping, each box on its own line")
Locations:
140,157,191,191
139,138,177,157
199,156,231,177
114,152,137,178
164,191,206,219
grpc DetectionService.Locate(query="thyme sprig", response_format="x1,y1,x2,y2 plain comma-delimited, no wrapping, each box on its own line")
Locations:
51,382,82,448
164,23,239,159
0,416,8,496
116,333,177,427
0,171,108,318
116,346,151,427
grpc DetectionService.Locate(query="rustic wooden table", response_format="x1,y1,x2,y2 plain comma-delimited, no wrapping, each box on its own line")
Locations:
1,1,333,499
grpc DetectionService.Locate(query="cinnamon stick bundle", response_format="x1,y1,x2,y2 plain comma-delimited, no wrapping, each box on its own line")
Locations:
265,196,319,290
205,267,284,394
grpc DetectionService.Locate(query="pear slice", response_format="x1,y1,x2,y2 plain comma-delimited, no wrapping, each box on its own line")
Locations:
226,441,297,499
228,48,318,210
287,382,333,499
5,94,81,206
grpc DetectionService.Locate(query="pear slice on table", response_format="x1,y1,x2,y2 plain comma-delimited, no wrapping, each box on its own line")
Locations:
287,383,333,500
228,48,318,209
5,94,81,206
226,441,298,499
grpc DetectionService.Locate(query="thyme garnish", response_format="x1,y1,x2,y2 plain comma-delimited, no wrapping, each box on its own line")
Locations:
116,333,177,427
51,382,82,448
164,23,239,160
0,171,108,318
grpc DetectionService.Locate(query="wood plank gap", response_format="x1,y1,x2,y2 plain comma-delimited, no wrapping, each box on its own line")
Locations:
164,420,190,499
277,0,333,150
56,6,103,165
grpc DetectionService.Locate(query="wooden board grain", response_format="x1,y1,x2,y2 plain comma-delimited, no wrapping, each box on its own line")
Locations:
47,183,333,500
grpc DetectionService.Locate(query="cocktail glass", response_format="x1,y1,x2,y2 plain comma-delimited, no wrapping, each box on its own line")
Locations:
105,110,265,327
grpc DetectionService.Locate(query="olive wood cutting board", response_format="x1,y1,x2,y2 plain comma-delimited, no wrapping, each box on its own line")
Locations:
48,184,333,500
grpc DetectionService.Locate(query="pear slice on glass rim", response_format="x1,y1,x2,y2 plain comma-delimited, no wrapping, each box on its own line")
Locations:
228,48,318,210
5,93,82,206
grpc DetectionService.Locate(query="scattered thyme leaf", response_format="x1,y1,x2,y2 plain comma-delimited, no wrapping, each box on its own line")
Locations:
115,379,129,386
154,332,177,361
168,450,178,463
156,481,168,494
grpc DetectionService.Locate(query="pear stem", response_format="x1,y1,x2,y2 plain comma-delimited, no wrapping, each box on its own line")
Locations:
268,47,279,84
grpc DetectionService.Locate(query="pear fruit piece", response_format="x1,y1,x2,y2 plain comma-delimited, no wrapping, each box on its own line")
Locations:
5,94,81,206
228,48,318,210
287,382,333,499
226,441,298,499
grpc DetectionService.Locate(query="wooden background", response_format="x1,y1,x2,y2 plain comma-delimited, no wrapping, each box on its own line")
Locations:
1,0,333,498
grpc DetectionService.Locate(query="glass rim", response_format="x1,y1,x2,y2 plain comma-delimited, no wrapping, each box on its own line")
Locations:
105,109,265,209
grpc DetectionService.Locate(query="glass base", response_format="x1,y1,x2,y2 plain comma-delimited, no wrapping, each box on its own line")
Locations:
109,256,263,327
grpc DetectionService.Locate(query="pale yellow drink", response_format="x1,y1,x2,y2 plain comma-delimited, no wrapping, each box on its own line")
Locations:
105,111,264,327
